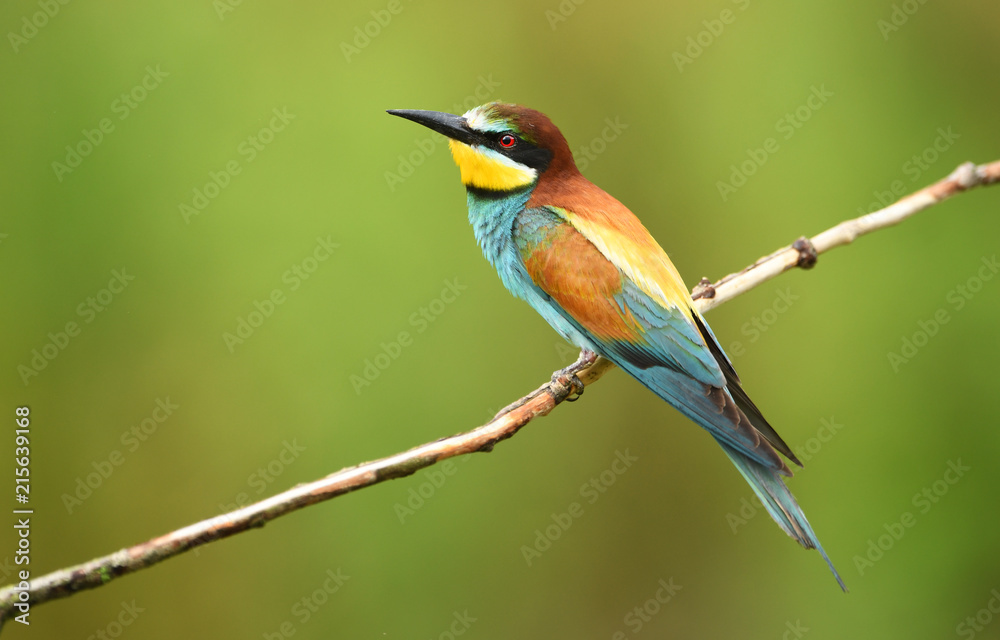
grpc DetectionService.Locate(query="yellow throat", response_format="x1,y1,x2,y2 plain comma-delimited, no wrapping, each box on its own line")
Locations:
448,140,537,191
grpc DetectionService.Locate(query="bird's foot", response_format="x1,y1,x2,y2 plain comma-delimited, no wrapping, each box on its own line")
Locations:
552,370,585,401
550,349,597,402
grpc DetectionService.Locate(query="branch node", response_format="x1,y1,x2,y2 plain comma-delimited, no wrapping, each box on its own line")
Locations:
691,277,716,300
951,161,978,189
793,236,819,269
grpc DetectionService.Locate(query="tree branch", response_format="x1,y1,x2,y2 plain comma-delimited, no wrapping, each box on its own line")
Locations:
690,160,1000,311
3,160,998,628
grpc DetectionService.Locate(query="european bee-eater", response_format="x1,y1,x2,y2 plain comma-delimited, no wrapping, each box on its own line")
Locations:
388,102,845,590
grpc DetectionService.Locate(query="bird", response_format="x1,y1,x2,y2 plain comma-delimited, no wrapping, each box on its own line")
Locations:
387,102,845,590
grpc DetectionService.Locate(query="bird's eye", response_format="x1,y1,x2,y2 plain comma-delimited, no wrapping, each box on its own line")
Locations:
499,134,517,148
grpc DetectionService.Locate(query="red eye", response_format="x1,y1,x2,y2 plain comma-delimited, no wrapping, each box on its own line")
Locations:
499,134,517,148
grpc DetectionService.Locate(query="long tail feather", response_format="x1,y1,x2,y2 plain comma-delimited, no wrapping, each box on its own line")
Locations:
717,438,848,592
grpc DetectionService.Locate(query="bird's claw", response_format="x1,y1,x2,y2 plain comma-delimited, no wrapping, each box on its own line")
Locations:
546,348,596,402
563,373,585,401
551,362,588,402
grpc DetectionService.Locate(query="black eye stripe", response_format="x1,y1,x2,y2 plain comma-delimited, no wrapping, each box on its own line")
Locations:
480,130,552,173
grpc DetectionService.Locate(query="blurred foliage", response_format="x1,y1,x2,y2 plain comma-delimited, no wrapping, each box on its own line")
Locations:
1,0,999,638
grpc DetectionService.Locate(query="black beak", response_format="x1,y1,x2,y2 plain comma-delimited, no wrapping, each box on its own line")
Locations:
386,109,480,146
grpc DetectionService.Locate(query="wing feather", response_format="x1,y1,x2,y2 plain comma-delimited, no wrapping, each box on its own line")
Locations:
514,206,790,474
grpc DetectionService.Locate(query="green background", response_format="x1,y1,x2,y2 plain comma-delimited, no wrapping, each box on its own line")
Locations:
2,0,999,638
